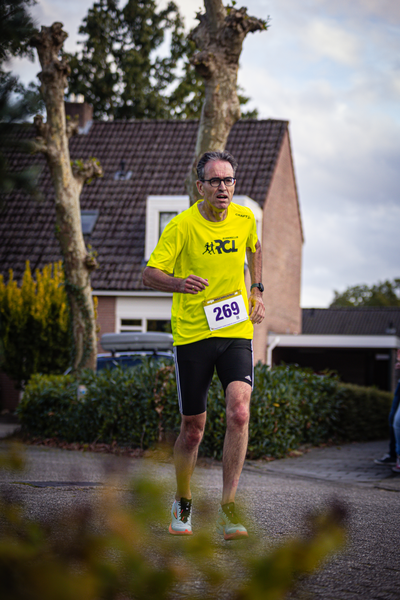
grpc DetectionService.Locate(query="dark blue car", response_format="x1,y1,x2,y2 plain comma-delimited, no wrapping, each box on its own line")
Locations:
97,332,174,371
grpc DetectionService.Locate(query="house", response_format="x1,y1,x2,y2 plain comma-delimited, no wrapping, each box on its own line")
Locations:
0,105,304,409
270,307,400,392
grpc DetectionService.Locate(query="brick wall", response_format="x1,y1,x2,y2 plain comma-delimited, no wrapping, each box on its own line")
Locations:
64,102,93,129
96,295,116,352
253,130,303,364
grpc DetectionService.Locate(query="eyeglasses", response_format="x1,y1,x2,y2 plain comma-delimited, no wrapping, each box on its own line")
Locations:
201,177,236,188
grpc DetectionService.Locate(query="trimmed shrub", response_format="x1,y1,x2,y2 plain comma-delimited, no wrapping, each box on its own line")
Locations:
17,360,180,447
17,363,393,459
335,383,392,442
248,365,341,458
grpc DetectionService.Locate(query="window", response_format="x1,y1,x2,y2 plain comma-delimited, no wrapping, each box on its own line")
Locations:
159,212,177,237
118,318,172,333
116,297,173,335
114,159,132,181
145,196,189,260
120,318,143,332
81,210,99,235
233,196,263,243
147,319,172,333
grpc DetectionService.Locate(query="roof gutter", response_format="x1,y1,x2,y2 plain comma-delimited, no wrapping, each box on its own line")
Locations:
92,290,172,298
268,334,400,349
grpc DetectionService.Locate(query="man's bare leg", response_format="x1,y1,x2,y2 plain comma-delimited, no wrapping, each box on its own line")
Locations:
222,381,251,505
174,412,207,500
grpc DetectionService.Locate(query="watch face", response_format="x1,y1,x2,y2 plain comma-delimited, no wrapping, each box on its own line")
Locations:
259,283,264,292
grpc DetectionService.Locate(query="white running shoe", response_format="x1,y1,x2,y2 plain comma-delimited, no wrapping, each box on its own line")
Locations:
169,498,193,535
217,503,248,540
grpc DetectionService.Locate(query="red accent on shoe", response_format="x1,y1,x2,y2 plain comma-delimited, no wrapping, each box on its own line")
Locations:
169,523,193,535
224,529,249,540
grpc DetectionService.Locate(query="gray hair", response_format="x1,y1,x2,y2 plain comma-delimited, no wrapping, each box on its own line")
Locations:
196,151,238,180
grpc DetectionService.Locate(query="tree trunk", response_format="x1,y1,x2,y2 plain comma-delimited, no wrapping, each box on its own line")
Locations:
185,0,267,204
30,23,103,372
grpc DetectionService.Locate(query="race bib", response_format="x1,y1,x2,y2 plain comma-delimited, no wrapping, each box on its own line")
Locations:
203,290,248,331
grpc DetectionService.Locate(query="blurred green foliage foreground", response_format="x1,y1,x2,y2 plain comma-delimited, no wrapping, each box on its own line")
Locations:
18,362,392,459
0,444,347,600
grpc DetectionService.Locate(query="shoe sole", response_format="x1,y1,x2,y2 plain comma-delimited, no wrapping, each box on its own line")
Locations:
169,523,193,535
374,460,396,466
217,524,248,540
223,530,249,540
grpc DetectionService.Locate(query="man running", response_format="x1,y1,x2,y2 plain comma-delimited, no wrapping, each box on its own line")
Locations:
142,151,265,539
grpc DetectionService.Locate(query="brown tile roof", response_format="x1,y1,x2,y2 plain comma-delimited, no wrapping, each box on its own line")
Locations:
0,118,288,290
302,308,400,336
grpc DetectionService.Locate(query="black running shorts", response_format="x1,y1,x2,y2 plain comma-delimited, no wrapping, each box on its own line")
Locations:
173,337,253,416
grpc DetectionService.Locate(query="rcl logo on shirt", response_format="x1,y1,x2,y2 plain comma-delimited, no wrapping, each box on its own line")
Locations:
203,239,238,255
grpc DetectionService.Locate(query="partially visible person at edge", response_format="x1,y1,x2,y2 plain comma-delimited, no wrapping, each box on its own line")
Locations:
374,348,400,474
142,151,265,539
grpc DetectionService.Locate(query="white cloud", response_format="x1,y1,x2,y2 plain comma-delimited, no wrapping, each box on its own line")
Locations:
301,204,400,306
300,19,361,66
317,0,400,23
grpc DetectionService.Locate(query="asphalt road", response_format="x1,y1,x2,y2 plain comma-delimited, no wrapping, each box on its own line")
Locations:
0,431,399,599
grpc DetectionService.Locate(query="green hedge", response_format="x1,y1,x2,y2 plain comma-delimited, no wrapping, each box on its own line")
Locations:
335,382,392,442
17,362,393,459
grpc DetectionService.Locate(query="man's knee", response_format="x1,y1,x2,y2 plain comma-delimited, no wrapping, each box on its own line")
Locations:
227,401,250,430
180,414,206,450
226,381,251,429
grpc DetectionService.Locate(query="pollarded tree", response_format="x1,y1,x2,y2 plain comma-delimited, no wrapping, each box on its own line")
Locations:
168,36,258,120
30,23,103,372
185,0,268,204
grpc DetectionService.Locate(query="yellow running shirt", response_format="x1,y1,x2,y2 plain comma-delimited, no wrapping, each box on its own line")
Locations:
147,200,258,345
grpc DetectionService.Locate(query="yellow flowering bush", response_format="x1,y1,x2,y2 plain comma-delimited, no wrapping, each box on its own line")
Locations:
0,261,72,387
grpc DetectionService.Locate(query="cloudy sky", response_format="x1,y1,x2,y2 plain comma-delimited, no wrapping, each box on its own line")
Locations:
10,0,400,307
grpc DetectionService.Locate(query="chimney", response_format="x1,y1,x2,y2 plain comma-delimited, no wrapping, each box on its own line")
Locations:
65,95,93,132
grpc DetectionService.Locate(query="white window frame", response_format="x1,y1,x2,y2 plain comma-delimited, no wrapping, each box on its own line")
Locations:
116,296,173,333
119,318,144,332
233,195,263,243
145,195,189,261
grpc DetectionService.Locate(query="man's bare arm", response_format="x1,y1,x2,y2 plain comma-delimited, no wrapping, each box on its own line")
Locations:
142,266,209,295
246,240,265,324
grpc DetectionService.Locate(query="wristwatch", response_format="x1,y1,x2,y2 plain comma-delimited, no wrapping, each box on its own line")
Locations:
250,283,264,293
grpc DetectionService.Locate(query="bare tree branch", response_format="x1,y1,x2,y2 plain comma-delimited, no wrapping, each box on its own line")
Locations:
72,157,104,186
28,114,49,155
84,253,99,271
66,115,79,139
204,0,226,32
